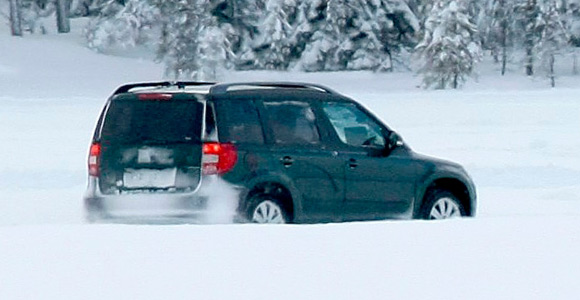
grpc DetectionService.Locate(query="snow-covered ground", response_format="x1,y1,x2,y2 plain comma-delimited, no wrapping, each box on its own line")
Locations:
1,23,580,299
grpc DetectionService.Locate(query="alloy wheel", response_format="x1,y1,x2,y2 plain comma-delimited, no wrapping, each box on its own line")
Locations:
429,197,462,219
252,200,286,224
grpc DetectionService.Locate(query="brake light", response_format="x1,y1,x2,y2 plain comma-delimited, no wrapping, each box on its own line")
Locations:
202,142,238,175
138,93,173,100
88,142,101,176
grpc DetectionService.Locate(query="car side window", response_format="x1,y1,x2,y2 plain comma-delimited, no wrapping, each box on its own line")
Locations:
215,99,264,144
321,102,386,148
263,101,321,145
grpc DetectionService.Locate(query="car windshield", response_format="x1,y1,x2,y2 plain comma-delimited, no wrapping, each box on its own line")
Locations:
100,98,204,145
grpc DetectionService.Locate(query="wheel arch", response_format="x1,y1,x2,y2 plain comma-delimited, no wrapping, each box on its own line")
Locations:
241,174,302,222
414,177,474,218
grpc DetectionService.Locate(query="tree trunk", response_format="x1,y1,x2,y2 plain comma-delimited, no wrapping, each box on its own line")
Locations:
56,0,71,33
525,47,534,76
500,0,508,76
550,54,555,88
524,0,536,76
9,0,22,37
573,52,578,75
501,47,507,75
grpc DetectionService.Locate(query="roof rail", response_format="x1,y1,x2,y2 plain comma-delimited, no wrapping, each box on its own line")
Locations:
113,81,216,95
209,82,337,95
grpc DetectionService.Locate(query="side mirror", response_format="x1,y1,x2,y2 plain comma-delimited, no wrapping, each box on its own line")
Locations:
386,131,404,152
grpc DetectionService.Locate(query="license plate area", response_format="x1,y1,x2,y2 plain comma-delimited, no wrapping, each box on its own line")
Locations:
123,168,177,189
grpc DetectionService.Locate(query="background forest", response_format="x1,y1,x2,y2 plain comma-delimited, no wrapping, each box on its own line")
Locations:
5,0,580,88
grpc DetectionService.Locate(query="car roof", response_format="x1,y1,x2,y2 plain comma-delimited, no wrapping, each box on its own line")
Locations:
111,81,352,100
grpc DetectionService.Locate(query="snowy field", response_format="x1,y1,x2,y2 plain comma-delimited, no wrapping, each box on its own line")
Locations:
1,25,580,299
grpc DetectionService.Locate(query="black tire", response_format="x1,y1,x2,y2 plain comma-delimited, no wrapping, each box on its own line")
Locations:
419,189,466,220
246,194,289,224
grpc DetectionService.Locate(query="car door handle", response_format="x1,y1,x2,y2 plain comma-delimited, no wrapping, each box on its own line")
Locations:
280,156,294,167
348,158,358,169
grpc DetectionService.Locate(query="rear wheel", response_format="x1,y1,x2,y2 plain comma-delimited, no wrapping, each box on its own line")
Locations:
420,189,466,220
247,195,288,224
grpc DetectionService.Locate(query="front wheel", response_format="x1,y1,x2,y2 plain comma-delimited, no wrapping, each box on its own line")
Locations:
247,195,288,224
420,189,466,220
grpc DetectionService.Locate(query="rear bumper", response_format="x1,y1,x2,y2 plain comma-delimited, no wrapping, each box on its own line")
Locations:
84,175,242,224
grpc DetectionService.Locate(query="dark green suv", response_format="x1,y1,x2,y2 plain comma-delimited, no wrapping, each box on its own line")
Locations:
84,81,476,223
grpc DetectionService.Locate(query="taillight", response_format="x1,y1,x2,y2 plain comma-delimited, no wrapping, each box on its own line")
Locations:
88,142,101,176
202,142,238,175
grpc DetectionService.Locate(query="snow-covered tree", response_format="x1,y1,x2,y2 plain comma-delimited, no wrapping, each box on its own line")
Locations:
286,0,317,64
344,0,418,71
196,23,235,81
252,0,297,70
85,0,160,52
381,0,421,68
415,0,482,89
481,0,516,75
55,0,69,33
408,0,433,24
538,0,569,86
227,0,266,69
19,0,56,34
69,0,115,16
156,0,208,79
9,0,23,36
513,0,543,75
155,0,233,80
297,0,353,71
296,0,418,72
565,0,580,74
569,0,580,46
348,0,393,71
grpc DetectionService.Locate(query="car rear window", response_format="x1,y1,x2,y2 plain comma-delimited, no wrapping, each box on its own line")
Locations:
100,96,204,145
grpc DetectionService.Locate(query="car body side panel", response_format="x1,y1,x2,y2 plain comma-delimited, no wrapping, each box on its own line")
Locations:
253,94,345,223
335,147,416,220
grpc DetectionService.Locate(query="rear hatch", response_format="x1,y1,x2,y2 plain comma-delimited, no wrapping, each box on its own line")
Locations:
97,93,205,194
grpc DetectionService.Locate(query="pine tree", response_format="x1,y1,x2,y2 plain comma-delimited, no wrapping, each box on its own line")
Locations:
85,0,160,52
196,23,235,81
56,0,70,33
381,0,421,68
155,0,232,80
156,0,209,79
514,0,543,75
286,0,317,64
300,0,348,71
409,0,433,25
539,0,569,86
565,0,580,74
228,0,266,69
482,0,515,75
20,0,57,34
9,0,23,36
569,1,580,46
415,0,482,89
348,0,392,71
297,0,418,72
252,0,297,70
